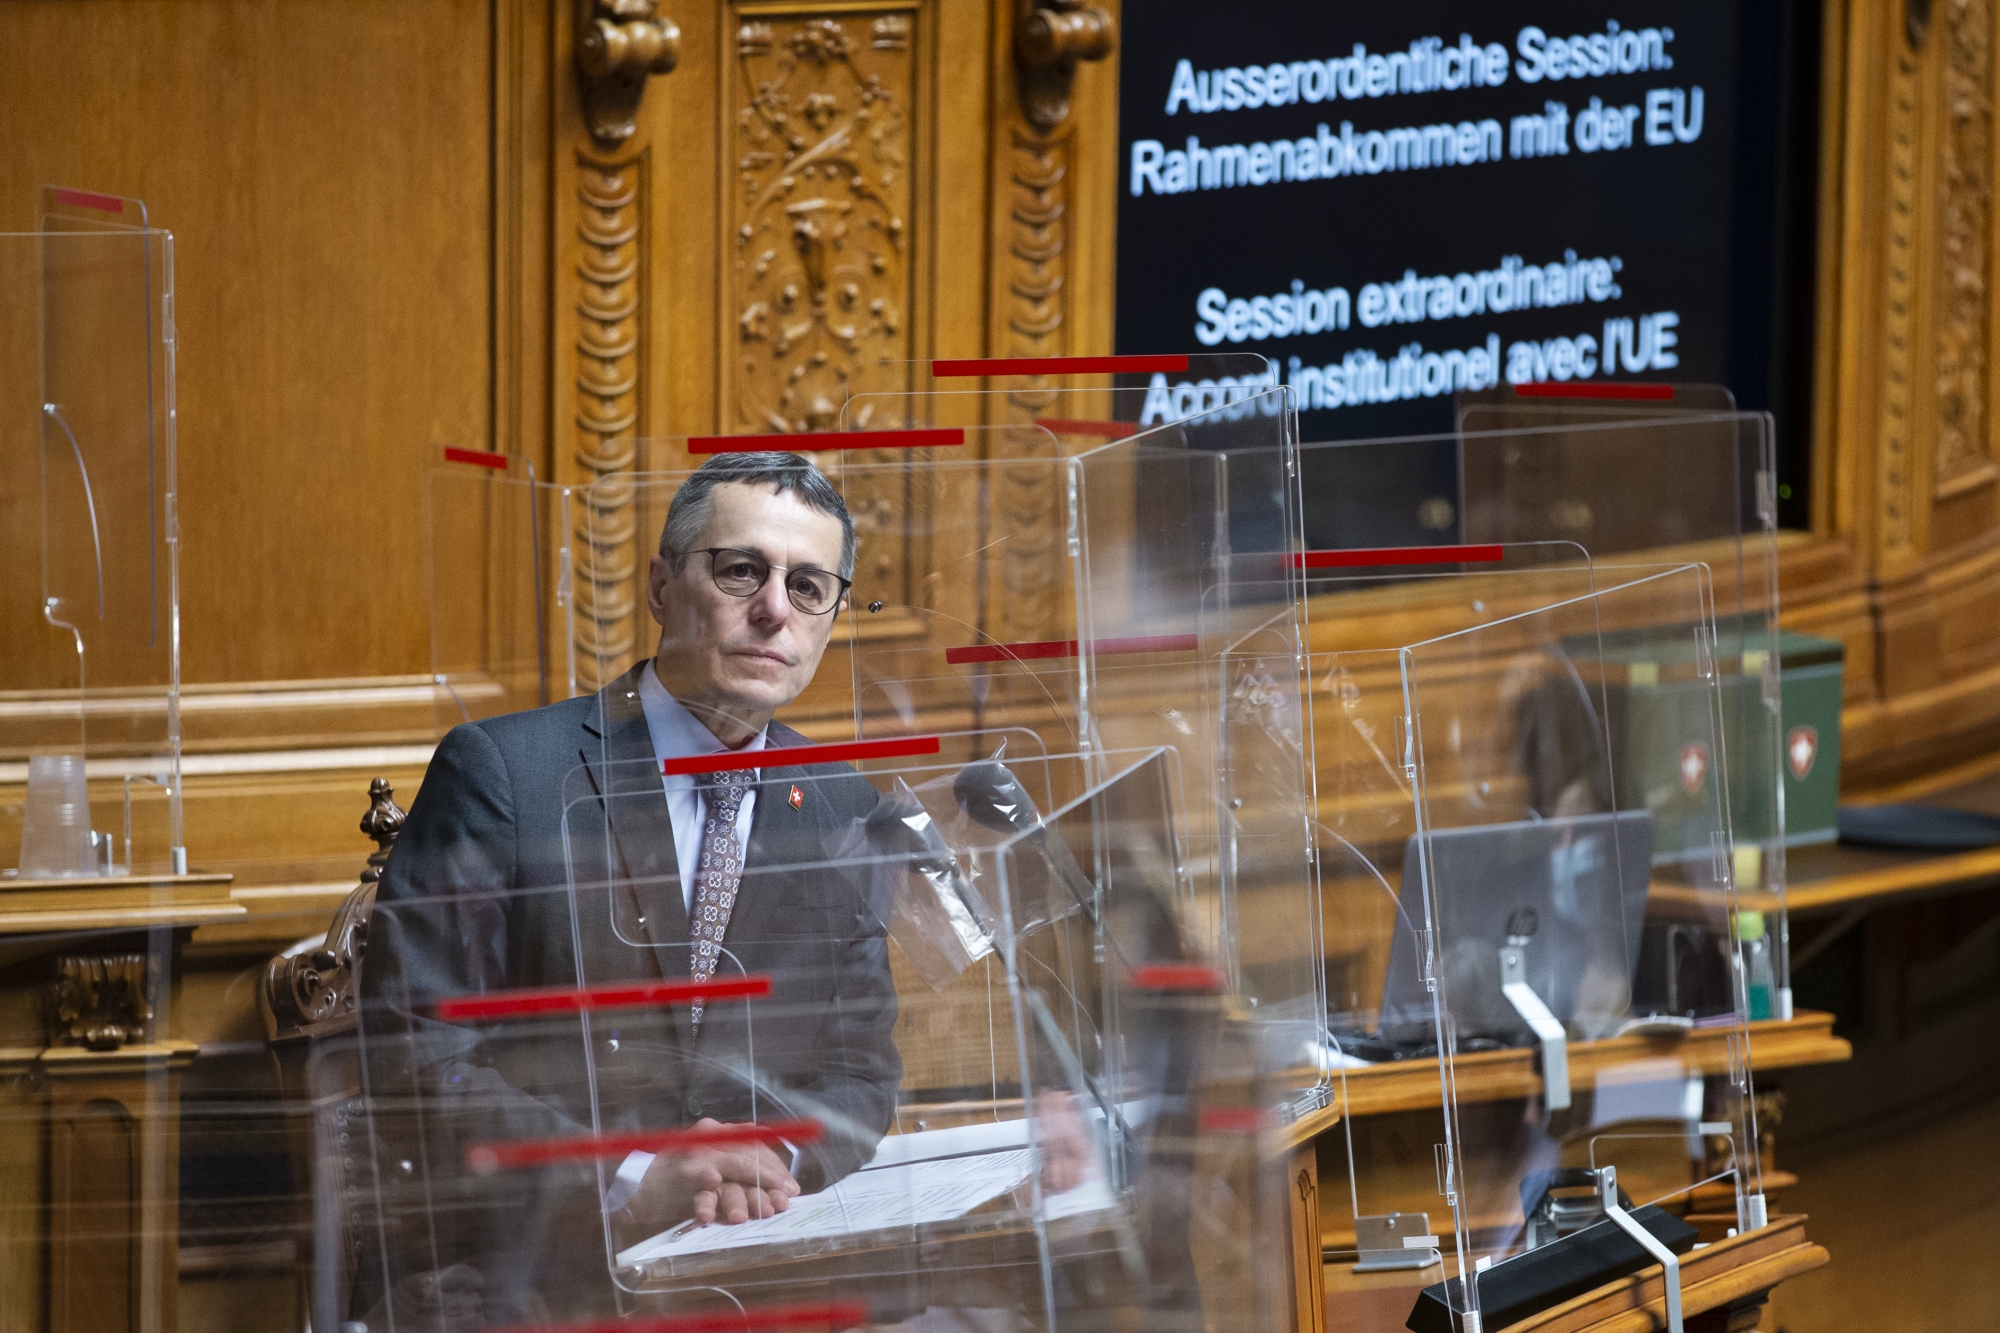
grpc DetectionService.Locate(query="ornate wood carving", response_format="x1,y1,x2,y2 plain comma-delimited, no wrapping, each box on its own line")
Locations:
986,5,1114,643
1014,1,1116,133
263,777,404,1039
49,954,155,1051
726,6,939,620
1880,48,1922,555
729,10,915,435
996,126,1074,642
575,150,647,691
1936,0,1996,493
575,0,680,146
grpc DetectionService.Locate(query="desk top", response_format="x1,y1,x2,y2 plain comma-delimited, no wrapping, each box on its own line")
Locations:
0,870,240,933
1494,1212,1827,1333
1321,1214,1827,1332
1781,768,2000,916
1275,1011,1849,1148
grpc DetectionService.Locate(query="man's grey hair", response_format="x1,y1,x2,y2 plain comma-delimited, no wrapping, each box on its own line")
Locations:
659,451,856,580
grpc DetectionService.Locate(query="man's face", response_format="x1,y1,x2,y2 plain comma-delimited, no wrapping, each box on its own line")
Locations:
648,481,847,741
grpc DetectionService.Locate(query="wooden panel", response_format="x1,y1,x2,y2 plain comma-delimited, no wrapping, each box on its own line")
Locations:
48,1097,142,1333
0,0,499,688
1808,0,2000,789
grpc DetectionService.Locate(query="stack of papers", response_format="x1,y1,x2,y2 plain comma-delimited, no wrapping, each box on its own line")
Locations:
615,1147,1114,1270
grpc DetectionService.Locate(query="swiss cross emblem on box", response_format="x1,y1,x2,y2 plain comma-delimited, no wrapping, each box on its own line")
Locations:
1679,742,1710,794
1787,725,1818,780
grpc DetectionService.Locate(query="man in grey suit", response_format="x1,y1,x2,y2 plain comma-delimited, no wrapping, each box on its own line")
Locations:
357,452,900,1326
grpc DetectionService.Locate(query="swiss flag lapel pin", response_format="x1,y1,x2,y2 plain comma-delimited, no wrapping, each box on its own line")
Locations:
788,784,804,810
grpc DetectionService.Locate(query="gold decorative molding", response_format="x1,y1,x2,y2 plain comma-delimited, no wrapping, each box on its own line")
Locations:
1880,48,1922,555
1936,0,1995,492
50,954,155,1051
728,9,915,434
575,0,681,146
575,150,647,690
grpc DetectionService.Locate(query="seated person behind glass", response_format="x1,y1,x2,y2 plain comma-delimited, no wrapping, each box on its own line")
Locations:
361,453,899,1314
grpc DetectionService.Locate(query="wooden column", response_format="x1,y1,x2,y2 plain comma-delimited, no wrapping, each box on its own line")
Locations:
983,0,1121,644
1811,0,2000,786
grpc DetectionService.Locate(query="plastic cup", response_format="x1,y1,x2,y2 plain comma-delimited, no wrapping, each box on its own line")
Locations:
18,753,95,877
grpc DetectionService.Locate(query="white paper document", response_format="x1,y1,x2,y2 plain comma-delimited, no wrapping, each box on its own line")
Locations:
615,1148,1112,1270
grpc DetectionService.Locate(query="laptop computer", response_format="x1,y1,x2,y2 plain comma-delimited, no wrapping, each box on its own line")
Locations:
1377,811,1655,1047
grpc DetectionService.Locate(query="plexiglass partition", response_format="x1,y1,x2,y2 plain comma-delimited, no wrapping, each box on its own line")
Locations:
553,419,1326,1126
3,187,182,877
1297,546,1765,1332
1295,406,1793,1019
0,187,185,1333
426,447,580,733
341,745,1297,1331
842,352,1277,436
1068,389,1324,1117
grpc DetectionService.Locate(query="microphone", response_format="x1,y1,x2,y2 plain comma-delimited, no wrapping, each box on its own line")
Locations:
866,782,978,900
863,778,995,968
953,761,1098,922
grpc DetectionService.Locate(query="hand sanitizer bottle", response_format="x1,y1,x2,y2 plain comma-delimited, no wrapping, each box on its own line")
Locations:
1736,909,1775,1021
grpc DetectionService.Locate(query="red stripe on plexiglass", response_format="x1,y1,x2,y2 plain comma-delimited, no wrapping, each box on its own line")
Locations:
663,735,940,776
466,1120,824,1173
943,634,1197,665
489,1302,870,1333
1289,545,1504,569
1131,964,1225,992
444,447,510,470
436,975,772,1022
1032,418,1139,439
52,188,124,213
1513,382,1674,401
1197,1108,1268,1134
687,429,963,454
931,354,1188,378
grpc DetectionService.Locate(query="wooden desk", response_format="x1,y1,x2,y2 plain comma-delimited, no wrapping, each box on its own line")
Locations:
0,872,236,1333
1320,1212,1826,1333
1274,1013,1849,1149
1494,1213,1826,1333
1274,1015,1849,1333
1778,769,2000,917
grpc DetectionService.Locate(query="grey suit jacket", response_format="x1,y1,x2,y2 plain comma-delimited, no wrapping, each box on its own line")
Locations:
356,662,899,1317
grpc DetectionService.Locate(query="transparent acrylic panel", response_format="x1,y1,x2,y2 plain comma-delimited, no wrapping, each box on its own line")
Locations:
425,448,580,734
1288,549,1603,1321
0,189,185,1333
1295,409,1792,1016
1401,561,1762,1330
346,740,1294,1331
842,352,1276,435
1070,387,1325,1118
2,188,182,876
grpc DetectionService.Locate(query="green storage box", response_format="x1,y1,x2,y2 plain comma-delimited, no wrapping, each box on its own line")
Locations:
1553,622,1843,865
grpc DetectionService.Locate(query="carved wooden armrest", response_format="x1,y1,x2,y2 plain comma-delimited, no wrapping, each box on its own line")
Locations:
264,777,405,1041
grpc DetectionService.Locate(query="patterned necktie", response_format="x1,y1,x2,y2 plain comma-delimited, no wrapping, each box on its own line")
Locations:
687,770,751,1031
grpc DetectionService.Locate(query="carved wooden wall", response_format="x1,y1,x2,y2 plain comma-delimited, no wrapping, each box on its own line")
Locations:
1800,0,2000,788
549,0,1111,699
0,0,1122,928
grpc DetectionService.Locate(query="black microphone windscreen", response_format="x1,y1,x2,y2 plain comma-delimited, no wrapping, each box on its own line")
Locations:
953,761,1041,835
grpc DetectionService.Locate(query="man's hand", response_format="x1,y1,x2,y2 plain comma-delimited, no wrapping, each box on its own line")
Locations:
1033,1090,1092,1195
622,1119,802,1234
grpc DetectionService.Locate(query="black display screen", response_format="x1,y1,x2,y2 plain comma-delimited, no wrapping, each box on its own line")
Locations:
1113,2,1818,534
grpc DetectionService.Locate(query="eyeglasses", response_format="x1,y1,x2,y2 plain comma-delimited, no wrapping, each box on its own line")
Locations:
679,547,850,616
